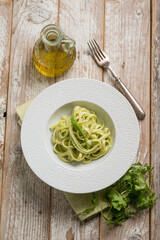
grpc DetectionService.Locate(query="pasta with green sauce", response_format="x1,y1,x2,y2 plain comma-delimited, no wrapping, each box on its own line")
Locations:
50,106,112,164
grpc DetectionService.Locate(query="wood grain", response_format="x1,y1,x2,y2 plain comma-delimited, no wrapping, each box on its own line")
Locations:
0,0,158,239
1,0,58,239
49,0,104,239
0,1,12,233
151,0,160,239
0,0,12,4
100,0,150,239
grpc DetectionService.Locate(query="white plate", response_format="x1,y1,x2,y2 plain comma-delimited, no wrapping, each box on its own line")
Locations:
21,78,139,193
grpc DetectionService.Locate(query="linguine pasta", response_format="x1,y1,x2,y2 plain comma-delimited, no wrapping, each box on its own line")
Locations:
50,106,112,164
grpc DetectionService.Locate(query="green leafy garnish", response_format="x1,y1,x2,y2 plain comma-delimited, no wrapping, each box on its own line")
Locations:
77,162,157,228
104,189,127,211
71,116,89,147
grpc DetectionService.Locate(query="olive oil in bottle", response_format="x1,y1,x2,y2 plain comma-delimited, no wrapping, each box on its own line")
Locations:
33,24,76,77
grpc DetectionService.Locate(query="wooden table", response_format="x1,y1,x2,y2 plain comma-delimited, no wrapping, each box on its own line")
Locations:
0,0,159,239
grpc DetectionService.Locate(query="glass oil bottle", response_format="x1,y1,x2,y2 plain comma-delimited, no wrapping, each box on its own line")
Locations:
33,24,76,77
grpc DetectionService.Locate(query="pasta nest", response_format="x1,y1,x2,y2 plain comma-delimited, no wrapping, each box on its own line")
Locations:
50,106,112,164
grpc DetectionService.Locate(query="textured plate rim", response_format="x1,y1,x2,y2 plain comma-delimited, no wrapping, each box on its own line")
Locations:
21,78,140,193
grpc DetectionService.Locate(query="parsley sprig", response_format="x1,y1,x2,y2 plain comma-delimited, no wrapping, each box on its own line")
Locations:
78,162,157,228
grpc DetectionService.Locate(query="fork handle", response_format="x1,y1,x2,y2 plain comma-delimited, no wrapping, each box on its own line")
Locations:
108,67,146,120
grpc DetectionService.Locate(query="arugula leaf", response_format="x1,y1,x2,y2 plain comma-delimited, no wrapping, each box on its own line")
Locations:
137,192,157,210
104,189,127,211
134,175,146,191
71,116,89,147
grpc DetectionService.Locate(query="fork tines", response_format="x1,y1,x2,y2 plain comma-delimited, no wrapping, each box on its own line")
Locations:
87,39,106,61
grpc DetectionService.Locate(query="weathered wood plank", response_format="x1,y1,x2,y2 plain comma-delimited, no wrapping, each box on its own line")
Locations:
0,1,12,233
151,0,160,239
0,1,11,4
100,0,150,239
49,0,104,239
1,0,58,239
0,0,155,240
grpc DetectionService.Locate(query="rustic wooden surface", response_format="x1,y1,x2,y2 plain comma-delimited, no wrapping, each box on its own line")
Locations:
0,0,159,239
151,0,160,240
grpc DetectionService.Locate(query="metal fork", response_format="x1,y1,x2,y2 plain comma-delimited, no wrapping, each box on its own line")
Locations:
88,39,145,120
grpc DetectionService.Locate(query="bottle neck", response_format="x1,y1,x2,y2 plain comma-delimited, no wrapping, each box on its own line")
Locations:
41,24,63,52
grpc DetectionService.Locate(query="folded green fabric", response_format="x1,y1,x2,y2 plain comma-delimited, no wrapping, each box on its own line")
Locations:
16,100,109,221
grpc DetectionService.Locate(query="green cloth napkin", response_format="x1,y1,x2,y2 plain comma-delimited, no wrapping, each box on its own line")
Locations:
16,100,109,221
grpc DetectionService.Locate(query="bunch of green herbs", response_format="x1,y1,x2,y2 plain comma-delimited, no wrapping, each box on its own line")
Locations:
78,162,157,228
